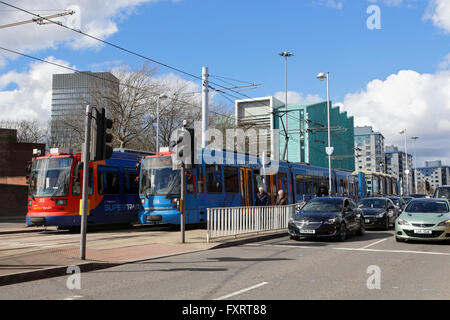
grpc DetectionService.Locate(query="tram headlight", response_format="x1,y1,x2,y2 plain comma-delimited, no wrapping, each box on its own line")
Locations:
55,199,67,206
141,198,145,205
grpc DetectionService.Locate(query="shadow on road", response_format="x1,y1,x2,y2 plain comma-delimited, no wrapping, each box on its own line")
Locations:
207,256,294,262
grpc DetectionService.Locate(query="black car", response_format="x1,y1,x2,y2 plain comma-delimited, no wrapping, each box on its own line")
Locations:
357,197,398,230
409,193,427,198
288,197,365,241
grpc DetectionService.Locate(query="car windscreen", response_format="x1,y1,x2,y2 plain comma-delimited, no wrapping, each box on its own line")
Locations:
358,199,385,209
302,199,342,212
405,200,449,213
434,187,450,200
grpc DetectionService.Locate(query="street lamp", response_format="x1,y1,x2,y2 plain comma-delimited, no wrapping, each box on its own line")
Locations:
156,93,168,153
411,136,419,193
399,129,409,195
279,51,293,161
317,72,332,195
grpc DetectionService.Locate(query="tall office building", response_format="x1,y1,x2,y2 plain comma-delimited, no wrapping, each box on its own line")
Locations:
385,145,413,195
50,72,119,150
354,126,385,172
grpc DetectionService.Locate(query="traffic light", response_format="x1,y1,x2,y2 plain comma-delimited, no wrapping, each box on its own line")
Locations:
93,107,113,160
171,127,194,170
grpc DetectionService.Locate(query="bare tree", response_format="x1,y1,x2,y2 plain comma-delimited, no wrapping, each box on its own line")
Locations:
0,119,49,144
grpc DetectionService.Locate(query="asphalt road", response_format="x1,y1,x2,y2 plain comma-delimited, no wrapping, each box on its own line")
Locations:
1,229,450,300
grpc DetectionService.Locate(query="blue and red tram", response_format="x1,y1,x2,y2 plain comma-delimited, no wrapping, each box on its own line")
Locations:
26,148,152,228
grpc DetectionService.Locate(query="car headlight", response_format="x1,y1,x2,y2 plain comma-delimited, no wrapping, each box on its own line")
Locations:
376,213,385,218
397,218,410,226
437,219,450,227
289,217,295,223
55,199,67,206
324,218,336,224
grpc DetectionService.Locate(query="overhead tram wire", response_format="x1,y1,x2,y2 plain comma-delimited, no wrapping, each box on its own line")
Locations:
0,45,238,124
0,2,324,133
0,1,276,108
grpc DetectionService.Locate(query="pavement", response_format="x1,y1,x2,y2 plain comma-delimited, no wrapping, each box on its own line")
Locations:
0,222,286,286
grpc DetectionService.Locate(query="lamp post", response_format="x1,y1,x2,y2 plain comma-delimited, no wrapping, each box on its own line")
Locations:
156,93,168,153
399,129,409,195
317,72,332,195
279,51,293,161
411,136,419,193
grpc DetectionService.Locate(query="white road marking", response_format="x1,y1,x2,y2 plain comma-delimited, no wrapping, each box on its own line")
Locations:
360,238,389,249
334,247,450,256
214,282,268,300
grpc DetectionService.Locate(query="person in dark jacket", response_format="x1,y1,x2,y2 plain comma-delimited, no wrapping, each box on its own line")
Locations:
316,183,329,197
276,189,288,205
255,187,270,206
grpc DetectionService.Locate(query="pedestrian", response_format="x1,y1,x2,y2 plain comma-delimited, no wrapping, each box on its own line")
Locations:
276,189,288,205
316,183,329,197
255,186,270,206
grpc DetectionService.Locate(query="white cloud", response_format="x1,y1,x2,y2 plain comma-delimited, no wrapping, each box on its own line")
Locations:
313,0,343,10
274,91,322,105
438,53,450,70
0,57,74,121
424,0,450,33
0,0,173,66
342,69,450,164
368,0,404,7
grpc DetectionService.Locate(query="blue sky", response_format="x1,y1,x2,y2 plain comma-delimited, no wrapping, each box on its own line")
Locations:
0,0,449,164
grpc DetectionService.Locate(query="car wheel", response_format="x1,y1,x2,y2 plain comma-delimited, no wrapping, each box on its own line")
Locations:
356,221,365,236
289,235,299,241
395,236,405,242
336,223,347,241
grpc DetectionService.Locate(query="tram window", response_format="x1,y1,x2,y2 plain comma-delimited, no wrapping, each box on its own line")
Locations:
197,166,204,193
224,167,239,193
72,163,81,196
124,168,139,194
98,166,120,195
186,169,194,194
72,165,92,196
295,174,305,196
253,170,264,192
305,175,312,195
278,172,287,193
206,165,222,193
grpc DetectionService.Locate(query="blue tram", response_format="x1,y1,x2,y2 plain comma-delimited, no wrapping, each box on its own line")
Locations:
138,148,362,225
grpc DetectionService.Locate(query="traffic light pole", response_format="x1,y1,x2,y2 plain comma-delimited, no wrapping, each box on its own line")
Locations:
180,163,185,243
80,105,92,260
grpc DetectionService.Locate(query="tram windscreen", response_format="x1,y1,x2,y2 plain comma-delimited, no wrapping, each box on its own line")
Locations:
29,157,73,198
140,156,181,196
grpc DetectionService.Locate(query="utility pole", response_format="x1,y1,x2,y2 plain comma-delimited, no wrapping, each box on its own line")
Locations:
80,105,92,260
180,162,185,243
201,66,209,148
279,52,293,161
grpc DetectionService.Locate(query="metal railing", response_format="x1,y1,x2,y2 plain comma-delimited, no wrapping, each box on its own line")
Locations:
207,203,302,242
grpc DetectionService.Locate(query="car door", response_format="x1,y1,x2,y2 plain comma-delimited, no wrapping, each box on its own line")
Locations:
343,199,357,230
386,199,396,224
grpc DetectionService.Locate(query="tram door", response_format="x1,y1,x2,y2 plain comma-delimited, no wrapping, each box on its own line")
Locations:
268,175,276,205
239,168,253,206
